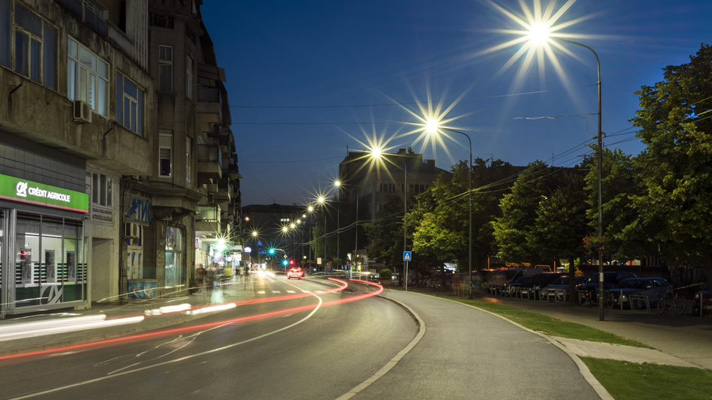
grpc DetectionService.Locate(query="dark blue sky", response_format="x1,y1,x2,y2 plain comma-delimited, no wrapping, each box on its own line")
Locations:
201,0,712,206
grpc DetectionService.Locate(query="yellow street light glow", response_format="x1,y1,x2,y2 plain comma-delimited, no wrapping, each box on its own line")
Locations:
317,195,326,205
251,230,258,237
333,179,342,188
307,205,315,213
282,226,289,233
289,223,296,229
425,118,440,135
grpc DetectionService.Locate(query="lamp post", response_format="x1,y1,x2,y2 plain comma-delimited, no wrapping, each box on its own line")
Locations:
425,122,473,298
525,28,605,320
333,179,341,267
306,205,315,269
369,149,409,291
317,195,327,271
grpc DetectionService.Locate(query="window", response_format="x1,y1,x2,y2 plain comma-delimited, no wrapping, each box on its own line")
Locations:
1,2,57,89
159,131,173,177
158,45,173,92
116,72,145,136
185,54,193,99
55,0,107,36
68,37,108,117
186,137,192,184
91,172,112,207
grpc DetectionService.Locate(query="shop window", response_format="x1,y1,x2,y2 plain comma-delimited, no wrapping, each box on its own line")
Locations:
116,72,145,136
165,226,183,289
158,44,173,92
3,2,57,89
159,131,173,177
13,213,85,308
68,36,109,117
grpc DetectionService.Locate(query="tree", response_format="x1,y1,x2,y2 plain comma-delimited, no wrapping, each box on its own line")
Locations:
492,161,553,264
364,195,406,275
632,43,712,274
584,149,649,262
529,168,587,266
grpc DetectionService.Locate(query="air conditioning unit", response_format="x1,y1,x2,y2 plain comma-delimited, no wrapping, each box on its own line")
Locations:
73,100,92,123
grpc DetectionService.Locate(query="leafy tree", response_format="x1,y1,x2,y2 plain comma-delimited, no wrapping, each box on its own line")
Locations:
364,195,406,275
492,161,553,263
584,149,649,262
632,43,712,272
529,168,587,266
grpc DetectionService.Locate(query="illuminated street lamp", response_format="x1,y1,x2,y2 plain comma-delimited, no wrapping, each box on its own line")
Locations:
317,194,328,269
424,120,473,298
521,17,605,320
333,179,342,265
368,147,410,291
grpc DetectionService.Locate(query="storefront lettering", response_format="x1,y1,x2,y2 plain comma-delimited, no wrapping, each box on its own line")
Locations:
16,181,71,203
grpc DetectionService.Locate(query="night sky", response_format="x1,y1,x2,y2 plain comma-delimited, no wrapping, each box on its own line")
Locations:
201,0,712,206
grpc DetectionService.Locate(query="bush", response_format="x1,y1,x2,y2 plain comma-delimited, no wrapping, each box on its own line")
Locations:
379,268,392,280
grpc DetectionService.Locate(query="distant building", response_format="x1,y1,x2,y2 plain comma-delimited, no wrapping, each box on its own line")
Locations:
337,148,449,262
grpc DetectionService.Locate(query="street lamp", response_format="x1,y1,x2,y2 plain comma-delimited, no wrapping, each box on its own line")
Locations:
369,148,409,291
317,194,327,270
333,179,342,266
525,24,605,320
425,121,473,298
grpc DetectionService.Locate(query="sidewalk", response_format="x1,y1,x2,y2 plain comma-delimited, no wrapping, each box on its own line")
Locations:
475,293,712,370
0,278,258,358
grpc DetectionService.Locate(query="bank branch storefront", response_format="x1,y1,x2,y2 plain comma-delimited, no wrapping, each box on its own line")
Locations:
0,174,89,317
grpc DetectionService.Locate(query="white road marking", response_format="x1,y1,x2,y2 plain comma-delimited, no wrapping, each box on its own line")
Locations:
6,294,325,400
286,290,296,294
257,291,265,294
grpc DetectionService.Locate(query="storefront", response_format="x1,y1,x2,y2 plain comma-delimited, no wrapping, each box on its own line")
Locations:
0,174,89,317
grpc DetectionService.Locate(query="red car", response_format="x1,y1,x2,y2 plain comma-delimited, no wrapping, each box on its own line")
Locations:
287,267,304,280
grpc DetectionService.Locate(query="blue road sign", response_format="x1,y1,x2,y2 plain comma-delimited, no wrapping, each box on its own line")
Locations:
403,251,412,262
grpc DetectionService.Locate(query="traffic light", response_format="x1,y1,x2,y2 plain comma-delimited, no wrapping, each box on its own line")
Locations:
268,247,276,256
282,259,288,267
289,259,295,266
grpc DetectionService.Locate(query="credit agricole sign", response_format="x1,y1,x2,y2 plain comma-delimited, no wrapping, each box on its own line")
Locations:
0,174,89,213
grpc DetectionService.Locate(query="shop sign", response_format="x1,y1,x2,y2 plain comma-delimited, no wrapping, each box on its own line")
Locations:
0,174,89,213
125,196,152,225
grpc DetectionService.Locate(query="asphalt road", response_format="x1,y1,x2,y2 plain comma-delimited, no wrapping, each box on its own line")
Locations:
0,277,604,400
0,277,414,400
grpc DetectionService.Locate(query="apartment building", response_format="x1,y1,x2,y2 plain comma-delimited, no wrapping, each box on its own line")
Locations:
0,0,240,316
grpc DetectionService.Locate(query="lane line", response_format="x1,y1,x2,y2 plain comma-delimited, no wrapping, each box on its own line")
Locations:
6,296,325,400
336,294,426,400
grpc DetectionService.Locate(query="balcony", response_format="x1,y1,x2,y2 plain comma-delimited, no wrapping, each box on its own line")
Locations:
196,87,222,125
197,145,222,184
195,205,220,234
215,178,232,204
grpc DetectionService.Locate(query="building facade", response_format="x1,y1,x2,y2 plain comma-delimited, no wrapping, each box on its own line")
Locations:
0,0,240,317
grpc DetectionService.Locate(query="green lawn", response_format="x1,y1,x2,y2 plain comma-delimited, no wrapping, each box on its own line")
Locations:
444,296,648,347
436,294,712,399
582,358,712,400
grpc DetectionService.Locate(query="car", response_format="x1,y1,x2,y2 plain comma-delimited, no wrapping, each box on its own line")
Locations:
603,277,673,310
529,273,566,300
287,267,304,279
505,275,533,298
365,274,382,284
540,276,586,302
578,270,638,304
693,289,712,316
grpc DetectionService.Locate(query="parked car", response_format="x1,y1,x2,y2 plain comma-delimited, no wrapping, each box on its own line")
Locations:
578,271,638,304
530,273,566,300
540,276,586,302
505,276,533,297
603,277,673,309
693,289,712,316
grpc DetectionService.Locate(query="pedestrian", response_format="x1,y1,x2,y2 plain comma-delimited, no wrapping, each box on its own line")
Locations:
196,264,206,290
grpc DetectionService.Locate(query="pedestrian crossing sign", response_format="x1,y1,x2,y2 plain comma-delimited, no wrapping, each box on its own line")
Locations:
403,251,412,262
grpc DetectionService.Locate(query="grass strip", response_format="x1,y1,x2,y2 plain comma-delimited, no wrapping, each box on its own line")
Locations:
443,296,648,348
582,357,712,400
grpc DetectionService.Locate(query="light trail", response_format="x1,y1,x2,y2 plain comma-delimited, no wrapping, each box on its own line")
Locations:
0,279,381,363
